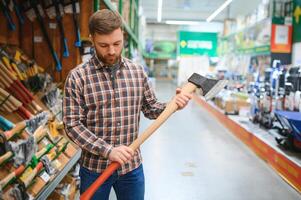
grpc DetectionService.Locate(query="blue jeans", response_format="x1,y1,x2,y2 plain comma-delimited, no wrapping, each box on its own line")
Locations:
80,164,145,200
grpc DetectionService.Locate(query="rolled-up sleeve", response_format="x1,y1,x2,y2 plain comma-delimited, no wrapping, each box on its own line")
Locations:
63,71,113,158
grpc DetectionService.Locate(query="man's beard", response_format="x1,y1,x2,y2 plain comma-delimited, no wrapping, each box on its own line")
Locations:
96,52,121,66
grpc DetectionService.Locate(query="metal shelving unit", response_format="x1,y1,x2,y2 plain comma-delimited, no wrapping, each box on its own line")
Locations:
35,148,82,200
96,0,141,58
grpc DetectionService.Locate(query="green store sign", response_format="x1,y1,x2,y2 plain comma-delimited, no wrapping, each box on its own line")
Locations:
178,31,217,57
293,0,301,42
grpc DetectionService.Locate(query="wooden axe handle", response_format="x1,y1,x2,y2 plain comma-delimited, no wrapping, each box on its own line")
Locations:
0,97,14,113
0,121,26,143
0,65,31,104
0,151,13,165
33,125,47,142
80,82,197,200
0,165,24,189
0,171,15,188
1,63,35,101
0,75,28,104
0,93,17,112
20,162,43,188
0,88,21,110
18,106,33,119
0,88,22,109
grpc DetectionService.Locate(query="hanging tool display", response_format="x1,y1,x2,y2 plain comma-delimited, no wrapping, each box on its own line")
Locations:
0,0,16,30
22,0,62,71
42,0,69,57
81,74,228,200
62,0,81,47
11,0,25,25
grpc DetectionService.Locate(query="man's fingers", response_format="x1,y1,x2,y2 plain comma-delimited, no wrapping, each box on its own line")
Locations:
119,149,132,160
176,98,186,106
124,147,134,156
179,95,190,102
116,157,125,165
117,152,128,164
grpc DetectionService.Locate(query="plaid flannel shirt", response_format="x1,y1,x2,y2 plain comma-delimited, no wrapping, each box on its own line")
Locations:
63,55,166,175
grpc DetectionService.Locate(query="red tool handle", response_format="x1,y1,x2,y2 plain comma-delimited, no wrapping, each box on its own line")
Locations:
80,82,198,200
80,162,120,200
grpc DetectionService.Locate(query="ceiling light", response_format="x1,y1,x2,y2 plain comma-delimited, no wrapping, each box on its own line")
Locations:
165,20,201,25
157,0,163,22
206,0,233,22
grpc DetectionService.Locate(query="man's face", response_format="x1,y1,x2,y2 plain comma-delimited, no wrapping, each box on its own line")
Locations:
91,28,124,65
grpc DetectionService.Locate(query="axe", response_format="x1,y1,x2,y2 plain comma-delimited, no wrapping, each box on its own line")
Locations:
0,143,54,191
1,124,49,167
80,73,227,200
0,111,49,143
13,139,69,199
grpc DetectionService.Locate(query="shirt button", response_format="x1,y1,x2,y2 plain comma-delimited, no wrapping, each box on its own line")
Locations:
117,122,120,126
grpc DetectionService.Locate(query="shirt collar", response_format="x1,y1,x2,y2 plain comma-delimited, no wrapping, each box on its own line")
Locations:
91,54,127,70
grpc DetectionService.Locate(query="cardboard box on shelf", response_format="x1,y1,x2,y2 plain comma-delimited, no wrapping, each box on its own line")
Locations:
48,174,78,200
64,143,77,158
27,176,47,197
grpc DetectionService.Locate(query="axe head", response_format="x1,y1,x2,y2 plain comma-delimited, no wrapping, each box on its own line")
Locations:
188,73,228,100
25,111,49,134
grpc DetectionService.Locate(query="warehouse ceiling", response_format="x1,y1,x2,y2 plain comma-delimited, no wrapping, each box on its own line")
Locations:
141,0,263,23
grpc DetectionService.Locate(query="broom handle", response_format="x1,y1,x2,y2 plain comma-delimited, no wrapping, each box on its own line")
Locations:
80,82,197,200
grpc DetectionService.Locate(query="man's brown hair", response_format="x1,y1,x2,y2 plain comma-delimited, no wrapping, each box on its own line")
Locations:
89,9,122,35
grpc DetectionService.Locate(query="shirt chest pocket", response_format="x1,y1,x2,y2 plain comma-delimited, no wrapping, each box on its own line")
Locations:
84,89,111,110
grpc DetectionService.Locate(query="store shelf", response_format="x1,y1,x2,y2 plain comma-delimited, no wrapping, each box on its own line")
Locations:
194,96,301,194
103,0,139,45
35,149,82,200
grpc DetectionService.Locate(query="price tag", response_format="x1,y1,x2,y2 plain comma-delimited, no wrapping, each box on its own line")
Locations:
49,23,57,29
34,36,43,43
40,171,51,182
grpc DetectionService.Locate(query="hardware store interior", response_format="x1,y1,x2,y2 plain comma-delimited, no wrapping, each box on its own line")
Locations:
1,0,301,199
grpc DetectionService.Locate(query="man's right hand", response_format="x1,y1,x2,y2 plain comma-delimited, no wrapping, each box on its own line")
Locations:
108,145,134,165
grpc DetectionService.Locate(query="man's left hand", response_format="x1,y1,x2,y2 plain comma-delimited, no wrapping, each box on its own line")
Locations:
175,88,192,110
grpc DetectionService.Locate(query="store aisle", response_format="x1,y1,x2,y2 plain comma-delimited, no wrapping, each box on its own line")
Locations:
108,80,301,200
139,80,300,200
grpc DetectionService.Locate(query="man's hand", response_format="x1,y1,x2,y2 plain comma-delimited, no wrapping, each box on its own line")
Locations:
108,145,134,165
175,88,192,110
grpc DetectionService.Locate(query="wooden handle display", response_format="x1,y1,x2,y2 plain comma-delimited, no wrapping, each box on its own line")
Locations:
0,170,16,188
0,87,22,109
0,62,42,112
0,165,25,189
0,151,13,165
80,82,197,200
0,67,31,104
0,121,26,143
33,125,47,142
19,162,43,188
